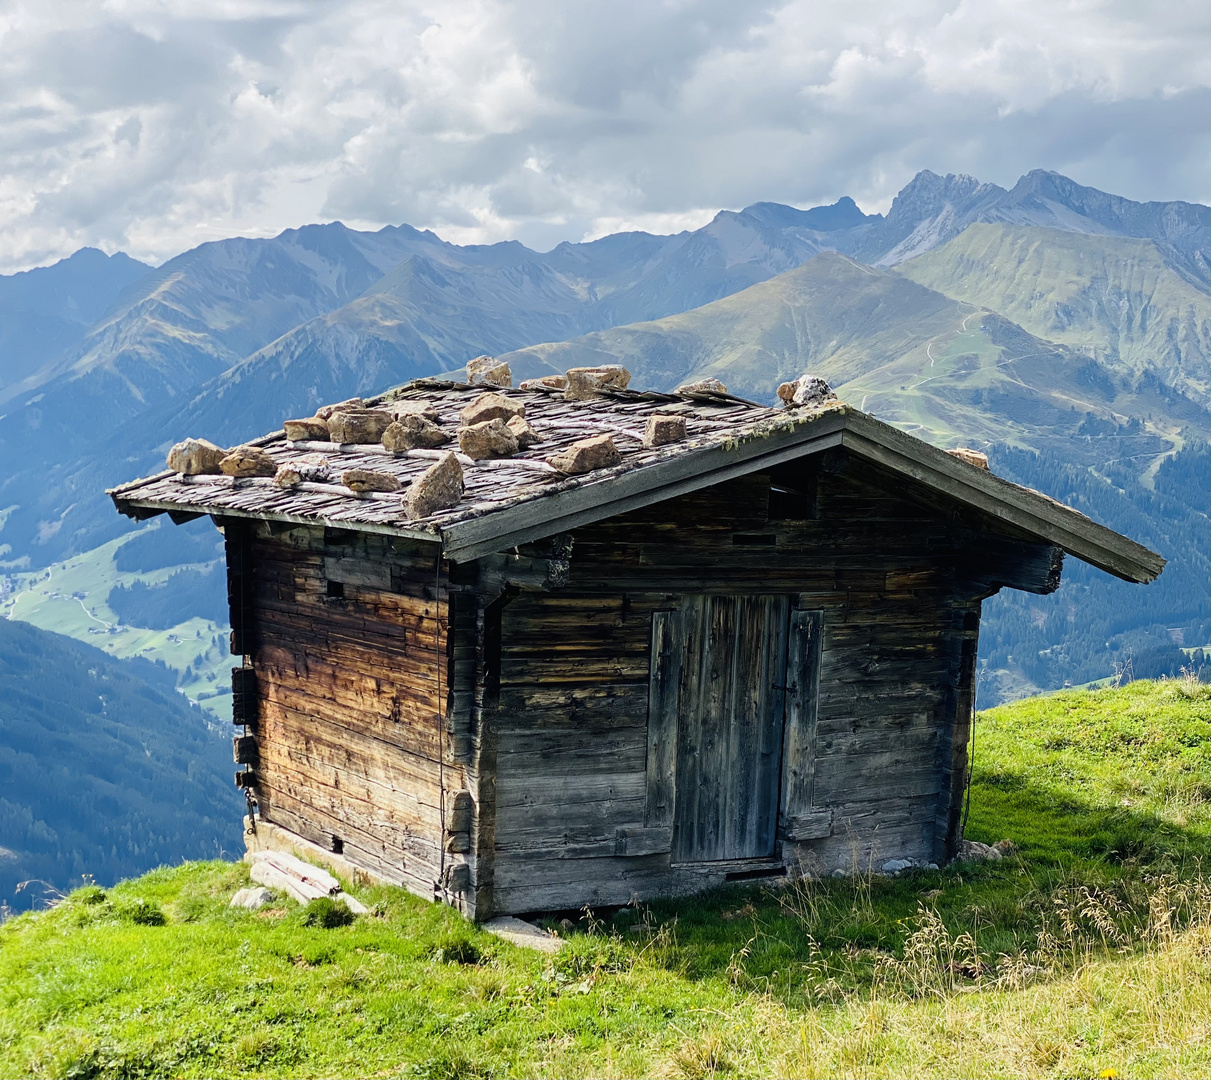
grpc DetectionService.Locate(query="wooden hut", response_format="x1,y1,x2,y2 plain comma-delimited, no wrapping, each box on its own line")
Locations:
108,373,1163,919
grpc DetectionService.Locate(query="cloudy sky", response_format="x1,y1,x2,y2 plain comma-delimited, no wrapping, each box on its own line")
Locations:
0,0,1206,271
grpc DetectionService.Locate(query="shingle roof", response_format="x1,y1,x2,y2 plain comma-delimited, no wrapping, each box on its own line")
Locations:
108,377,1164,583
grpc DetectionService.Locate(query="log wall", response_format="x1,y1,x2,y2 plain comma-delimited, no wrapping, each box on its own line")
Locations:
229,450,1032,919
488,455,988,914
233,522,469,907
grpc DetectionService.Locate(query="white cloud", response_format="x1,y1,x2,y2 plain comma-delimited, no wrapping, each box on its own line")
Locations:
0,0,1205,271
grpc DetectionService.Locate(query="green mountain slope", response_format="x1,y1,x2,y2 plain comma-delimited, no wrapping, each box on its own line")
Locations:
499,251,1203,453
895,224,1211,407
0,522,233,721
0,619,241,912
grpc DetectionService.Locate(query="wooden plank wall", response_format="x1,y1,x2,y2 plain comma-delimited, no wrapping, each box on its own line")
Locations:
241,523,466,905
490,456,985,914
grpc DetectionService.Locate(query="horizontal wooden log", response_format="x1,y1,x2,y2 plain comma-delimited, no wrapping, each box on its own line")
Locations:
814,762,940,803
260,761,442,848
615,825,673,856
495,772,646,810
259,681,441,759
829,794,940,833
262,797,438,896
233,735,258,764
258,710,455,819
495,685,647,731
323,554,393,590
497,736,647,778
495,792,648,840
781,808,834,840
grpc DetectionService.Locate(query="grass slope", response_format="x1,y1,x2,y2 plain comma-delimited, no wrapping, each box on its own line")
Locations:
1,679,1206,1079
895,224,1211,408
0,619,242,913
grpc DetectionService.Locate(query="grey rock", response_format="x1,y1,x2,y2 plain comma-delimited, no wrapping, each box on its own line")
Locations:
167,437,226,475
274,457,331,488
282,417,330,441
795,377,836,407
460,392,525,426
676,377,728,396
382,415,450,452
220,446,277,477
458,417,519,459
506,413,541,449
643,413,687,448
467,355,512,387
388,399,440,422
778,375,836,407
230,886,275,910
316,397,363,420
327,408,393,444
519,374,567,391
881,858,915,874
947,447,990,470
548,433,622,475
341,467,402,494
564,365,631,400
481,915,563,954
406,452,465,518
273,465,304,488
956,839,1003,862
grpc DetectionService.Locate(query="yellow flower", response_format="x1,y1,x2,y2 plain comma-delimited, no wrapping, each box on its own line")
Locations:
1099,1070,1119,1079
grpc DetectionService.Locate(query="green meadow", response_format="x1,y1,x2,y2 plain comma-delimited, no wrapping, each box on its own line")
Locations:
0,530,232,720
1,677,1206,1079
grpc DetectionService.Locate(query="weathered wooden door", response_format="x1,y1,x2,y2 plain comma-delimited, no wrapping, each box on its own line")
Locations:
648,595,792,863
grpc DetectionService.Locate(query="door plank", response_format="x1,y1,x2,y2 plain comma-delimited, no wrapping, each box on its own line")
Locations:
670,595,791,863
645,610,683,829
781,608,825,827
756,596,791,855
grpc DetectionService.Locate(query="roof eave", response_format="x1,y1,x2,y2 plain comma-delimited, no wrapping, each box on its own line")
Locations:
108,488,441,546
106,402,1164,585
839,412,1164,584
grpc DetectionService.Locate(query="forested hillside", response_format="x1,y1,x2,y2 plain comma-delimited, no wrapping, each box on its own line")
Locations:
0,619,240,912
980,441,1210,699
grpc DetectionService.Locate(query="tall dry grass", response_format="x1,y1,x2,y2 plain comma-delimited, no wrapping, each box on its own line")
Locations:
642,873,1211,1080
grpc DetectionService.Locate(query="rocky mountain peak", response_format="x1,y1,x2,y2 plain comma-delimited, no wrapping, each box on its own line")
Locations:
737,196,876,233
883,170,1005,228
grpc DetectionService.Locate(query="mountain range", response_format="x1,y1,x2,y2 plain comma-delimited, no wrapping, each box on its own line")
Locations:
0,168,1206,699
0,247,150,398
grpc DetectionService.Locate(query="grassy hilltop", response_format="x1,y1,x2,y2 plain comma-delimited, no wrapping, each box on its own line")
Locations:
1,678,1207,1079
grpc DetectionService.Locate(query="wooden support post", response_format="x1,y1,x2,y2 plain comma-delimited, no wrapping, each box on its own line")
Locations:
232,666,259,727
933,604,980,864
224,518,257,657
